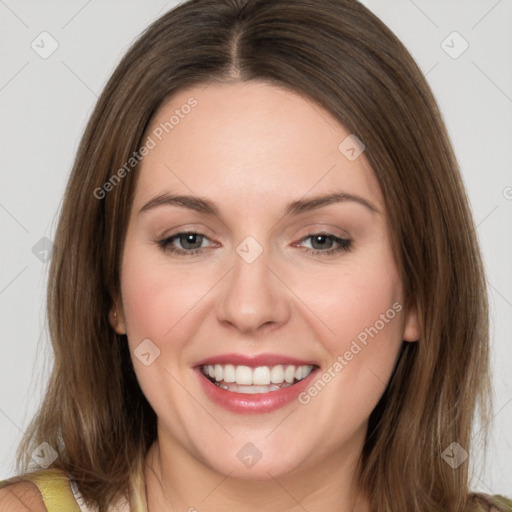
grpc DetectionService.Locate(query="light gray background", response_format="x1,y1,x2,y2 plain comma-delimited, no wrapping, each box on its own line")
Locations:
1,0,511,495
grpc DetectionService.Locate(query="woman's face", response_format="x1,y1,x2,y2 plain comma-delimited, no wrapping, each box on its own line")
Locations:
114,80,418,479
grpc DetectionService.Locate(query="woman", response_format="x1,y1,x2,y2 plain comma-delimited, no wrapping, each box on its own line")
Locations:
1,0,510,511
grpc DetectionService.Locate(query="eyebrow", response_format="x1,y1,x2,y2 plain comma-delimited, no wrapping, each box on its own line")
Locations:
138,191,379,217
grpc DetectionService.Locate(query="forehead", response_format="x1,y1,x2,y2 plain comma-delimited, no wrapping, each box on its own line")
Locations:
132,80,383,215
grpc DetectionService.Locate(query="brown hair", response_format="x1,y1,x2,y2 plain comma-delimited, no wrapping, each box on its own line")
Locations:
14,0,491,510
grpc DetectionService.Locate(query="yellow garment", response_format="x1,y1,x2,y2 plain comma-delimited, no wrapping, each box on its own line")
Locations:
0,468,147,511
469,493,512,511
0,468,82,511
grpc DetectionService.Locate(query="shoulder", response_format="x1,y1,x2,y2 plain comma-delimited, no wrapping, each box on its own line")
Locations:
0,480,47,511
0,468,82,512
469,492,512,511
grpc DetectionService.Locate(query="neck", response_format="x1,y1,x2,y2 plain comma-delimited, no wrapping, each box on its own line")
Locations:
143,424,370,512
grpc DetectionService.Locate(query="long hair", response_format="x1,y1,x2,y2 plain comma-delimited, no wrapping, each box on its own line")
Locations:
15,1,491,510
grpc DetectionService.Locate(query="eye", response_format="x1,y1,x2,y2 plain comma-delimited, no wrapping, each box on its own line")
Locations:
296,233,352,255
157,231,214,255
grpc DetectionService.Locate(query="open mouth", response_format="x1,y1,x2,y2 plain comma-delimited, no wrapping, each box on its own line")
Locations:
200,363,317,394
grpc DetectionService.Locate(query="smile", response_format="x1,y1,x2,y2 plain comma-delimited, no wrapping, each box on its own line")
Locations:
201,363,316,394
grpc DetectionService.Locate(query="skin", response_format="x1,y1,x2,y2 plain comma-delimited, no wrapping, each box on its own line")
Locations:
111,80,419,512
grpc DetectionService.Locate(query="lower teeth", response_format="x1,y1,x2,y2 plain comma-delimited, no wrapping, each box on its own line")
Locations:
214,380,295,394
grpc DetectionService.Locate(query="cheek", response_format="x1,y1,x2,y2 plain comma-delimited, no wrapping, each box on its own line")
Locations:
295,249,403,354
292,245,405,409
324,269,403,352
120,241,207,348
118,241,211,421
289,277,404,458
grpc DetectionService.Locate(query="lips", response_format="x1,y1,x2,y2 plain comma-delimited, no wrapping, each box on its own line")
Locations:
193,353,320,414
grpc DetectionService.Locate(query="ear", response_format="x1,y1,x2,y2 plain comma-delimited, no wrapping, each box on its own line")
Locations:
403,297,419,342
109,300,126,335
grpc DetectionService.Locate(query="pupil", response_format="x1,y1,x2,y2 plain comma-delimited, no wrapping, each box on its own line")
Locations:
182,233,201,249
312,235,332,250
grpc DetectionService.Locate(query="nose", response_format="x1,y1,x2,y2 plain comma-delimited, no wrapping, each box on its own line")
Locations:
215,241,292,335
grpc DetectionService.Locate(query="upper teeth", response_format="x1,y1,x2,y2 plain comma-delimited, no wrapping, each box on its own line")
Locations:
202,364,314,386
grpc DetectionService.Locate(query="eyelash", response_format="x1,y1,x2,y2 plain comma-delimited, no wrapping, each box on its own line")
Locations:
157,231,352,256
